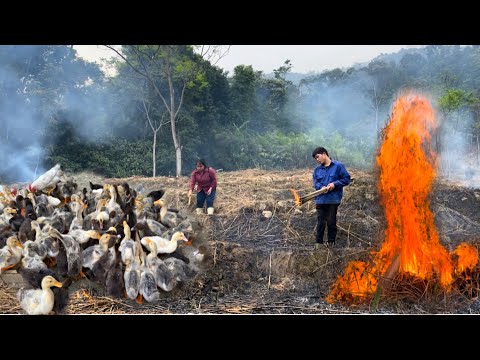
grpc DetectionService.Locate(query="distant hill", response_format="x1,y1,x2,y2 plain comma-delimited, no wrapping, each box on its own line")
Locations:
373,46,427,64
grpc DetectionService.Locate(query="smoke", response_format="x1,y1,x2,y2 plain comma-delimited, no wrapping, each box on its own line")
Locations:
0,45,121,184
435,107,478,187
297,70,387,167
0,53,43,183
295,67,479,185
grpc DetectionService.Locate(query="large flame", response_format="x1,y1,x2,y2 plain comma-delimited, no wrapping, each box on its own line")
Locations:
376,94,453,287
326,93,479,304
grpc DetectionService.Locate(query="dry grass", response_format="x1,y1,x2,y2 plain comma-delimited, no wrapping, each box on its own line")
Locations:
2,167,480,314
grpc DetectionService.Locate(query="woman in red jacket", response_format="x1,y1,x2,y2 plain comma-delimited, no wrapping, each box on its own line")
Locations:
188,159,217,215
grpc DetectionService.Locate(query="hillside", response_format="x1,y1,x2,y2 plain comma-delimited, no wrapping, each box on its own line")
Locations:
1,167,480,314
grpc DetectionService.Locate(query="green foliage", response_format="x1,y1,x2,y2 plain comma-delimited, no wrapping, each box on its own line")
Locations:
439,88,476,113
7,44,480,183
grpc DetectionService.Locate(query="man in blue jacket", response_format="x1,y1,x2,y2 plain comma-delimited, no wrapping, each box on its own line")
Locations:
312,146,351,249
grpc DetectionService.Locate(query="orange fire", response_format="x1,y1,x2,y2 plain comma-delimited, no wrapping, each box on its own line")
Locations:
327,93,479,304
289,189,302,206
453,243,478,275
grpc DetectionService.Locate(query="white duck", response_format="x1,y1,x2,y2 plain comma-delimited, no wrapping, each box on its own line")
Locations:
0,236,23,272
29,163,67,194
17,275,63,315
140,231,188,255
69,228,101,245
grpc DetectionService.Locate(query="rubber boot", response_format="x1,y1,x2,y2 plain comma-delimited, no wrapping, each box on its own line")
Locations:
196,208,203,215
207,207,214,215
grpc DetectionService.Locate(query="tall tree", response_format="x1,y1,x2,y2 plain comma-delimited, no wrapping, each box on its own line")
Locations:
105,45,206,177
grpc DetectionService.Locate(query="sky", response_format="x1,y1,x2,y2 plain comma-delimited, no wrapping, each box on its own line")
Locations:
74,45,425,75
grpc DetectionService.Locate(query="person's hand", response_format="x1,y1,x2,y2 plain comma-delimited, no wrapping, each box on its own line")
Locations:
326,183,335,191
188,189,192,197
207,188,212,196
193,184,198,191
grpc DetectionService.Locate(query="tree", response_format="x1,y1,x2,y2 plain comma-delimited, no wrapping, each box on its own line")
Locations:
105,45,206,177
229,65,258,131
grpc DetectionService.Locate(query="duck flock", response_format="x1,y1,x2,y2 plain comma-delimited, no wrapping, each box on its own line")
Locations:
0,164,205,315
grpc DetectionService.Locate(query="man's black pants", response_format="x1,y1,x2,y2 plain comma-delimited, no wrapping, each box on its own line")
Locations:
315,203,339,244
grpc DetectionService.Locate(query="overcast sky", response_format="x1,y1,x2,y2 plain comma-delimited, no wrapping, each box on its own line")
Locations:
74,45,425,75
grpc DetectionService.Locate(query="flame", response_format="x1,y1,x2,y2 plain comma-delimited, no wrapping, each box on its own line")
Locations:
326,93,480,304
290,189,302,206
453,243,478,274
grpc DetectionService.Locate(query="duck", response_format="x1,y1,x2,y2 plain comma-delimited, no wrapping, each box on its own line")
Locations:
105,248,125,298
135,195,159,220
134,218,168,237
36,207,74,234
105,184,124,217
17,268,72,314
82,233,116,270
119,221,137,265
21,253,49,272
89,181,103,191
153,198,180,228
140,231,188,255
83,198,108,231
164,257,196,283
139,246,160,302
28,163,67,195
144,239,176,292
17,217,35,244
0,207,17,228
146,189,166,202
32,223,60,258
47,227,82,277
67,197,86,231
123,244,142,301
0,235,24,272
68,228,101,246
17,275,63,315
21,240,48,260
85,241,117,284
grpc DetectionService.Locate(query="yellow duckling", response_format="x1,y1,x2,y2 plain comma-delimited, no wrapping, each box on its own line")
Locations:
17,275,63,315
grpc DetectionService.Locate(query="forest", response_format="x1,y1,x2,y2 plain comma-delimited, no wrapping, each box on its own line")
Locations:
0,45,479,183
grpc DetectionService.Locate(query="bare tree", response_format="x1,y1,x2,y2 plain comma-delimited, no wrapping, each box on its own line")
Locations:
194,45,231,65
105,45,206,177
138,98,169,177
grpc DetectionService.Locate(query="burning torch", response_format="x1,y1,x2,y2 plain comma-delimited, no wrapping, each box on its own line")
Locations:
290,187,329,206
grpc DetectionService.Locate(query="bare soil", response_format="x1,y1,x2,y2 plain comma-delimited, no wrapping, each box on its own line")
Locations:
2,168,480,314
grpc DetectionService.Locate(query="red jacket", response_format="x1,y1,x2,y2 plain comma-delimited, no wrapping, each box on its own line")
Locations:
189,167,217,193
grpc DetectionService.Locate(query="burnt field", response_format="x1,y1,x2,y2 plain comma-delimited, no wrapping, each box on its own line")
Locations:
2,168,480,314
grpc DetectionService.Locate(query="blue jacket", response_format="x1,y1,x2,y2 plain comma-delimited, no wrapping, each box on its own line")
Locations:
313,160,351,205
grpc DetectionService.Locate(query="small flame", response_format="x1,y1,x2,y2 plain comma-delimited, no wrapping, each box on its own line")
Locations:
454,243,478,274
289,189,302,206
